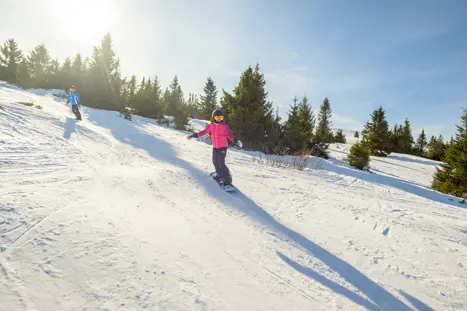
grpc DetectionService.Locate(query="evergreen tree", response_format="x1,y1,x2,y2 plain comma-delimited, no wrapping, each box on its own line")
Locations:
266,108,283,152
414,129,428,157
315,97,333,143
126,75,137,104
354,131,359,139
71,53,85,90
199,77,218,119
427,135,446,161
362,106,392,156
134,76,147,114
283,97,303,152
47,58,60,88
166,75,185,117
261,95,280,153
348,142,370,170
164,75,187,129
432,109,467,198
149,76,163,119
335,129,347,143
222,64,274,151
85,33,123,110
390,124,401,152
26,44,51,88
186,93,200,117
16,58,30,87
298,95,315,145
399,118,414,154
118,77,132,119
59,57,73,90
135,76,163,119
0,39,23,84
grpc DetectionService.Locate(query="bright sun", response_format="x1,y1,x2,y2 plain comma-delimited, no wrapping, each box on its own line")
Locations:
51,0,115,42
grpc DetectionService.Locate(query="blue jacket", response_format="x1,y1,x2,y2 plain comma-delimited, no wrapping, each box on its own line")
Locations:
68,91,80,106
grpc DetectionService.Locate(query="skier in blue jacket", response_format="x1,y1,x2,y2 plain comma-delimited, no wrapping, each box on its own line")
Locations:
66,86,82,120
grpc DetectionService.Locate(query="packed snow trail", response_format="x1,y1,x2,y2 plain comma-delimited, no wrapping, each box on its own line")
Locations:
1,82,466,311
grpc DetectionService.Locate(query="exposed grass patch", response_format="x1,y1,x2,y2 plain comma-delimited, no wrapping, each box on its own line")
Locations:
16,101,42,109
17,101,34,107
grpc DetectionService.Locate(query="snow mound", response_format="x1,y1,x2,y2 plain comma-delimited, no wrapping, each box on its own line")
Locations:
1,81,466,311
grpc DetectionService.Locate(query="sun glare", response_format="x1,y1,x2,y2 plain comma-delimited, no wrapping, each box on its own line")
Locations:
50,0,115,42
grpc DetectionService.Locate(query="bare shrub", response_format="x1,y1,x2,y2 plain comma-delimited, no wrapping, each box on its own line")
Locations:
292,149,310,171
254,146,314,171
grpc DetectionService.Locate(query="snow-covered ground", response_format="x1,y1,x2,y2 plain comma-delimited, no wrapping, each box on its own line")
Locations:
1,82,466,311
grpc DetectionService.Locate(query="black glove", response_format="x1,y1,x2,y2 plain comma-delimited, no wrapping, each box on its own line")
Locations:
187,133,198,139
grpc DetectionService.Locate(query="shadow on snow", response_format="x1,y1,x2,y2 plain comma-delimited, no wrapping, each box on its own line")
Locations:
63,117,77,139
228,191,421,311
318,158,465,209
85,108,433,311
277,252,381,310
85,109,231,203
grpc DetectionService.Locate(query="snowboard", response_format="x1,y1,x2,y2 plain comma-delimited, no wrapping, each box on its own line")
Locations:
210,172,236,192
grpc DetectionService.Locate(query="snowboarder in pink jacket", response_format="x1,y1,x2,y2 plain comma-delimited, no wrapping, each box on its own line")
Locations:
188,110,242,185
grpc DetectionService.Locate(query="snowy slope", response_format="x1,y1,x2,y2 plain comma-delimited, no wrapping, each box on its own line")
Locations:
1,82,466,311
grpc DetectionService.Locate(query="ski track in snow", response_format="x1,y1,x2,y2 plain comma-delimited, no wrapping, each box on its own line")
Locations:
1,82,466,311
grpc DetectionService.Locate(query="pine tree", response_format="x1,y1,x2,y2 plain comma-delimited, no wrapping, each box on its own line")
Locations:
134,76,147,114
414,129,428,157
118,77,132,120
47,58,60,88
71,53,85,90
222,64,273,151
135,76,163,119
298,95,315,145
261,96,281,153
166,75,185,117
164,75,187,129
265,108,283,152
432,109,467,198
348,142,370,170
59,57,72,90
0,39,23,84
315,97,333,143
399,118,414,154
199,77,218,120
149,76,163,119
16,58,30,87
159,88,171,124
390,124,401,152
85,33,123,110
354,131,359,139
26,44,51,88
427,135,446,161
362,106,392,156
186,93,200,117
283,97,304,152
126,75,137,104
335,129,347,143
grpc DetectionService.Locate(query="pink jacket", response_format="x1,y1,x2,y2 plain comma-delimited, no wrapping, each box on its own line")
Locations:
197,122,235,148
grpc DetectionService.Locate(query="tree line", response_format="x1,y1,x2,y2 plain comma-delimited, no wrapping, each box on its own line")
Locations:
1,34,465,199
0,34,346,152
358,107,448,161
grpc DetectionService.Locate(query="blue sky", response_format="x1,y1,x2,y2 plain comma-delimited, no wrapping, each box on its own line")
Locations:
1,0,466,139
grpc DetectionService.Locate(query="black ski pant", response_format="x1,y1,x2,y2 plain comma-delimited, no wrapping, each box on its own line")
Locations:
213,147,231,183
72,105,82,120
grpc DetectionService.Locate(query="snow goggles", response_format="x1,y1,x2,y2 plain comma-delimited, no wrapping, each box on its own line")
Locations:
214,115,224,121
